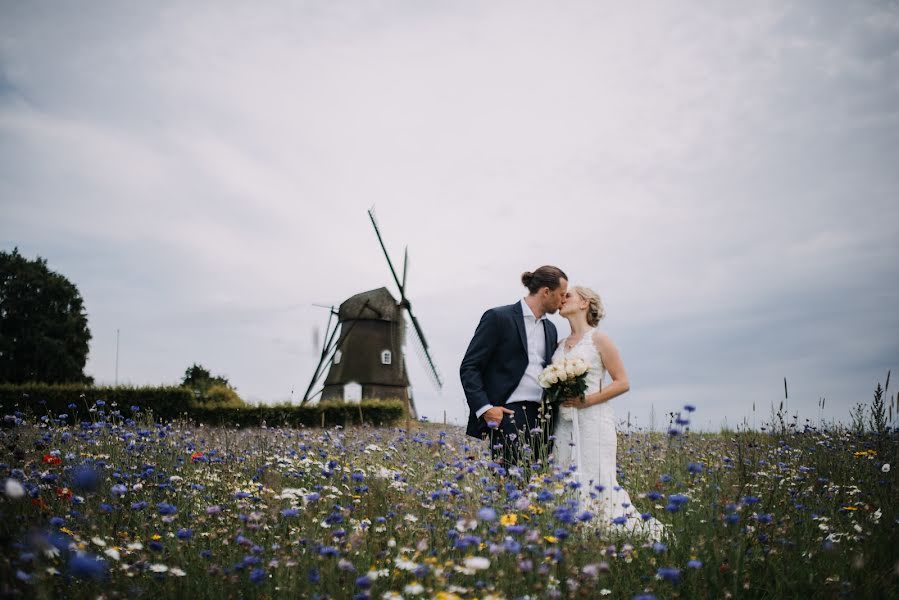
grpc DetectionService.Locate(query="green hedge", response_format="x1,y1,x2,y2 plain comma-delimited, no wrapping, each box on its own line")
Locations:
0,384,405,427
192,401,405,428
0,383,193,420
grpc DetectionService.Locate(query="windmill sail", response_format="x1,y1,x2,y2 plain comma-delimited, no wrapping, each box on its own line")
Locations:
368,208,442,391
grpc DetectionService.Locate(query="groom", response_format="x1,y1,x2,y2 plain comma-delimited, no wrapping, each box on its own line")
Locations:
460,265,568,469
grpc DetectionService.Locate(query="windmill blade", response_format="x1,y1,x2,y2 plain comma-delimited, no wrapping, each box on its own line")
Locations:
402,246,408,292
301,299,376,404
301,318,341,405
368,208,405,301
405,307,443,388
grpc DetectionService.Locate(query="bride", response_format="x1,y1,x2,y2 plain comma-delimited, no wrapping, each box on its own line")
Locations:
552,286,664,541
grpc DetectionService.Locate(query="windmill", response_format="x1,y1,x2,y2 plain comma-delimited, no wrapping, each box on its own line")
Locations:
301,209,443,418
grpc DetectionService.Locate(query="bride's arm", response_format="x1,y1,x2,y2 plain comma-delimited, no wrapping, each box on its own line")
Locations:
584,330,629,406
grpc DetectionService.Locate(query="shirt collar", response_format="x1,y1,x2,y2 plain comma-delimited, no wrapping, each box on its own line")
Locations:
520,298,547,322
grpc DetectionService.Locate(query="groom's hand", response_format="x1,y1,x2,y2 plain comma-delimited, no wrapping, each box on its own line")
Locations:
482,406,514,428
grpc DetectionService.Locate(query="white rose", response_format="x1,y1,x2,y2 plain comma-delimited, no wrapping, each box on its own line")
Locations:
546,371,559,385
574,359,589,376
565,363,577,377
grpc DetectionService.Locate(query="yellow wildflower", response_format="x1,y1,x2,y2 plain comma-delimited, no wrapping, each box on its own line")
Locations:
543,535,558,544
500,513,518,526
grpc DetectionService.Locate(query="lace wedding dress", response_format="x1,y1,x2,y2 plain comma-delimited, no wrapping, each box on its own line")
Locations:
552,328,664,541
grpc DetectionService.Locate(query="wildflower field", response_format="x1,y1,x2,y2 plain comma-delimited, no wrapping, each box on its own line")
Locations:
1,395,896,600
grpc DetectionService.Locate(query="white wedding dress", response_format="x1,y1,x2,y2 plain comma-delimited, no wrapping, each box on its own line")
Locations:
552,328,664,541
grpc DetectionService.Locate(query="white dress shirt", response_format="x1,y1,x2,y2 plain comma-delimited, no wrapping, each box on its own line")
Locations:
476,299,547,419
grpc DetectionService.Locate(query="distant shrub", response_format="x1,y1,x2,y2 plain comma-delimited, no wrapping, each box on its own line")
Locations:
193,383,246,409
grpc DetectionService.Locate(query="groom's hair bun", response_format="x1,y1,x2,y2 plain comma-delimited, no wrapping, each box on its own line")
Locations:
522,265,568,294
574,286,605,327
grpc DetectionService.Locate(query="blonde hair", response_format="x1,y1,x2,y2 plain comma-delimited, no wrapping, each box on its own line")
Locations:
574,286,605,327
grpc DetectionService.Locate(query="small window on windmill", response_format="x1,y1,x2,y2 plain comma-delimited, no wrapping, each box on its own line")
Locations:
343,381,362,403
333,350,342,364
381,350,392,365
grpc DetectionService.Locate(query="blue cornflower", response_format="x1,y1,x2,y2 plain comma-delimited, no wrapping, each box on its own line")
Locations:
156,502,178,515
130,501,148,511
724,513,740,524
110,484,127,496
687,462,703,474
657,567,681,582
306,492,321,502
668,494,689,506
68,554,107,581
477,507,497,522
71,466,101,493
652,542,668,553
756,513,774,524
249,568,266,583
611,516,628,525
683,405,696,412
687,560,703,569
281,508,300,518
176,528,193,540
355,575,373,589
742,495,760,505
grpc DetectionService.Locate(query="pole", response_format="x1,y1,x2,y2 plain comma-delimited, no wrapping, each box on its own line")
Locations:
115,329,120,387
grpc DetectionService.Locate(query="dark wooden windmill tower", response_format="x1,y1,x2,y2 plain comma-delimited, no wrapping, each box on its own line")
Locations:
301,210,442,418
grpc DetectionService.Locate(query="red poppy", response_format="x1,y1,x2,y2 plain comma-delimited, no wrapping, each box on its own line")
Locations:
31,497,47,509
43,454,62,465
55,487,72,500
191,452,204,463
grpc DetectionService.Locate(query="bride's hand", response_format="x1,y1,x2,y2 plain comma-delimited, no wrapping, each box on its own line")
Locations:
559,396,586,408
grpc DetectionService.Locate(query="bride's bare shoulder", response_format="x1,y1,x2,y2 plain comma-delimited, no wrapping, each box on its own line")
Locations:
591,329,614,347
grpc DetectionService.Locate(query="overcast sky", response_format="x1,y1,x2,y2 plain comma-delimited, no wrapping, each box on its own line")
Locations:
2,1,897,430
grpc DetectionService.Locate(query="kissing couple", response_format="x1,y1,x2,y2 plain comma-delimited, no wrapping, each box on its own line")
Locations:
460,265,664,538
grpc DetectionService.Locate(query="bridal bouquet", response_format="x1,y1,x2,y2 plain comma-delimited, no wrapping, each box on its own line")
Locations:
537,357,589,411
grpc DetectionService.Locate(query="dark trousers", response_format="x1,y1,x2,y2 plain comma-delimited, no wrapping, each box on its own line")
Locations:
486,400,555,471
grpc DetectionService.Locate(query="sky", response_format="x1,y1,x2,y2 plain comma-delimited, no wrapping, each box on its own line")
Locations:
1,0,897,430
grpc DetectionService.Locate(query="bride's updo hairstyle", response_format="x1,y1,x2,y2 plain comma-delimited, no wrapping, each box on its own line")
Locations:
521,265,568,294
574,286,605,327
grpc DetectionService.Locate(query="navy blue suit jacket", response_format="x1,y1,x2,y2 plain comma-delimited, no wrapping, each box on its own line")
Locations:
460,301,558,438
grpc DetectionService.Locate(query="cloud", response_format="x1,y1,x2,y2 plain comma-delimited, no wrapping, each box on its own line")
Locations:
1,0,897,429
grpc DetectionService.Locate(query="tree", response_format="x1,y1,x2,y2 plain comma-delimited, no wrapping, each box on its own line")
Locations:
0,248,93,384
181,362,233,393
180,363,244,407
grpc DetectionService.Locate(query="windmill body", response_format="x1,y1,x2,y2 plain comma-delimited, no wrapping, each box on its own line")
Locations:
320,287,413,411
302,209,442,417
